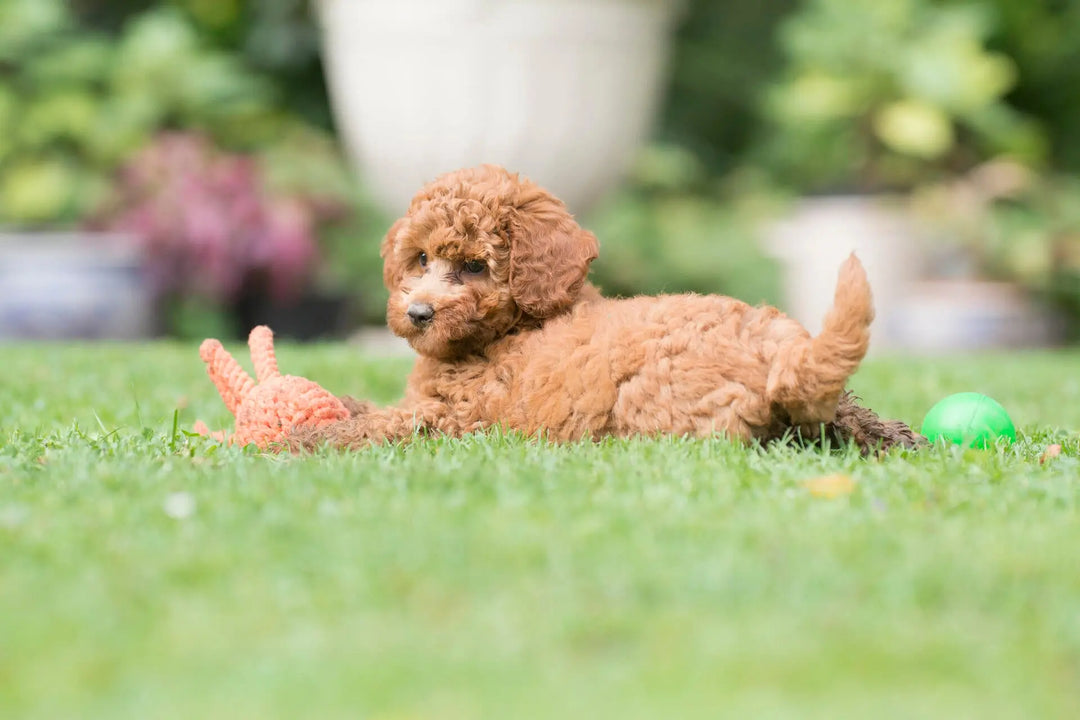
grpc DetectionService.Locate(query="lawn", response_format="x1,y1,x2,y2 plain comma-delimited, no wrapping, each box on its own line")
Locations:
1,341,1079,719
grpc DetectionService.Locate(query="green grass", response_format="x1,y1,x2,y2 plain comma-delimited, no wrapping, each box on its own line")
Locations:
2,342,1079,719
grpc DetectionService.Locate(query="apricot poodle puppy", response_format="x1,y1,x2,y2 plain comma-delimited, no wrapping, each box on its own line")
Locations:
292,165,919,451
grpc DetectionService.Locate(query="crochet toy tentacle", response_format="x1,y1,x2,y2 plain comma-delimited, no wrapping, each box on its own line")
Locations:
248,325,281,383
192,420,228,443
199,338,255,415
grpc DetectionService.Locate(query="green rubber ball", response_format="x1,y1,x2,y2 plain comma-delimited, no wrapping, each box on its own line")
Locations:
921,392,1016,448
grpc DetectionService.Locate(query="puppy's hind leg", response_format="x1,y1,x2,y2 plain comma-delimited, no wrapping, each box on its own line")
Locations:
827,391,925,454
767,254,874,426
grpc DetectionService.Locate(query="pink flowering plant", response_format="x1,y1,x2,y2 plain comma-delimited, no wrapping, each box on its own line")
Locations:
93,132,341,308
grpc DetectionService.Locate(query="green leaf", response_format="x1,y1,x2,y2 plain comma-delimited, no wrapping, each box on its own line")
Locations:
24,36,114,87
768,72,862,125
874,99,955,159
0,156,78,224
0,0,71,60
18,91,101,149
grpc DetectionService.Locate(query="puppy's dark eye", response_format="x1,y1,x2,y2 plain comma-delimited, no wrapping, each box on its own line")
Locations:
418,252,428,268
462,259,486,274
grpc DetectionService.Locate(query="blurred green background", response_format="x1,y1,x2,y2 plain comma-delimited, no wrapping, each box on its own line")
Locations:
1,0,1078,338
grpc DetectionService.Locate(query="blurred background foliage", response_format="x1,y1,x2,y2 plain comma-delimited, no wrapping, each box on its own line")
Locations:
1,0,1078,331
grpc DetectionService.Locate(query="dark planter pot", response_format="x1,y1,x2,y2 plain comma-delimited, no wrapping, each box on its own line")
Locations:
233,289,356,341
0,232,155,340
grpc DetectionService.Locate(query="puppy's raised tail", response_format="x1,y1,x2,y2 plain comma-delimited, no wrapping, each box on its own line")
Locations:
768,253,874,424
814,252,874,387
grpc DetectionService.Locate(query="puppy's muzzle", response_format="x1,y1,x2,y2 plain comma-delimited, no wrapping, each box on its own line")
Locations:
407,302,435,327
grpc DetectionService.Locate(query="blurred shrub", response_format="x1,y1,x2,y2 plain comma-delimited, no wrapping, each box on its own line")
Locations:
0,0,289,225
68,0,330,126
317,196,394,327
172,0,331,129
973,0,1080,173
657,0,796,176
585,145,782,305
912,161,1080,335
760,0,1045,192
656,0,1080,187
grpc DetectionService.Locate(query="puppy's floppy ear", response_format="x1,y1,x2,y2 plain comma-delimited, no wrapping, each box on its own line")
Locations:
507,192,598,318
380,218,407,289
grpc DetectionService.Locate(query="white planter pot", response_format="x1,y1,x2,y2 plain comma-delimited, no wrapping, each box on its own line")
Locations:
0,233,154,339
764,196,925,352
893,281,1061,352
317,0,679,214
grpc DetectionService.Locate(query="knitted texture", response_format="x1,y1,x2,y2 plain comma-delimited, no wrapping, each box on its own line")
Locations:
194,325,349,449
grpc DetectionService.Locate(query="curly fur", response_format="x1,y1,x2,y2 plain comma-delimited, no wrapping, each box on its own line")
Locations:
291,165,920,452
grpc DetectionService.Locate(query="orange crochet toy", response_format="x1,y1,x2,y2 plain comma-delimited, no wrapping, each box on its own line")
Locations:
194,325,349,448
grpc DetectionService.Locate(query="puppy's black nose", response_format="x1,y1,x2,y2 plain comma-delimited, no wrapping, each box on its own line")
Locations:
407,302,435,326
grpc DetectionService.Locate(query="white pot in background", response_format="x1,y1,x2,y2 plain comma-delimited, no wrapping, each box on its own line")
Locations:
893,281,1061,353
317,0,680,215
0,233,154,340
764,196,925,352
